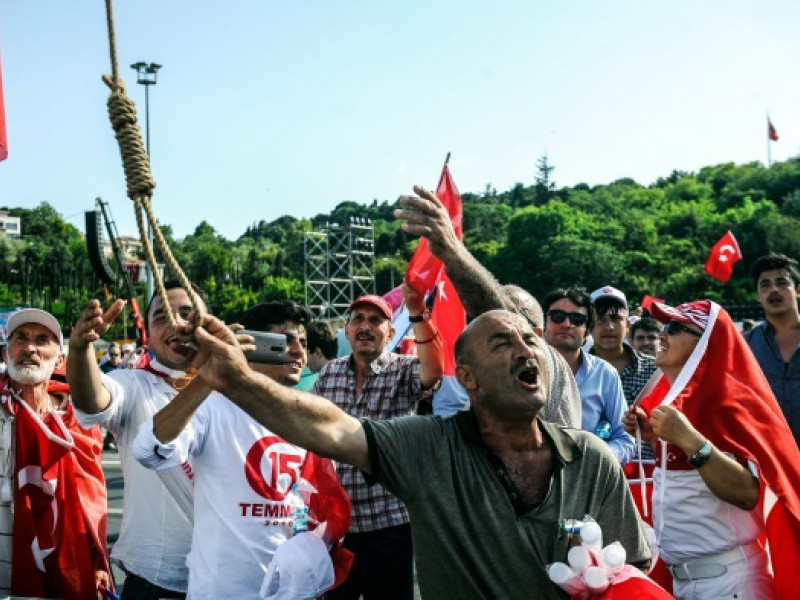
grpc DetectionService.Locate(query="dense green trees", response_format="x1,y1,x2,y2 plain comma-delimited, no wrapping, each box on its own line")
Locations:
2,155,799,333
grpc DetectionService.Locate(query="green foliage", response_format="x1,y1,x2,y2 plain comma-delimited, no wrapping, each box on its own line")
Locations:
4,155,800,331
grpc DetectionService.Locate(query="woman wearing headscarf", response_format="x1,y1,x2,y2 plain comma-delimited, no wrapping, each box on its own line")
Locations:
625,300,800,600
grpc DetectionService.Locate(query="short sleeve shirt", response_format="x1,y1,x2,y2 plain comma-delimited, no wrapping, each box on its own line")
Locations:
363,412,651,600
313,352,421,532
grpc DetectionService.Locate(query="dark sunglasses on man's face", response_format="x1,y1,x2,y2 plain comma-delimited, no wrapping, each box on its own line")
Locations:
663,320,702,337
546,309,588,327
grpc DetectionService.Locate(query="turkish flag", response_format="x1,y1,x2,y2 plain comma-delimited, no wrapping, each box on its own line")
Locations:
640,295,664,314
704,230,741,282
405,164,463,293
405,164,466,376
768,118,779,142
0,47,8,162
639,301,800,599
1,378,111,599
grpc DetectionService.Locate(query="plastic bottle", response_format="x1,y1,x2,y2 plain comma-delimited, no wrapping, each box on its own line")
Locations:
290,483,309,535
567,545,593,572
595,420,612,440
583,566,610,593
580,520,603,552
601,542,627,577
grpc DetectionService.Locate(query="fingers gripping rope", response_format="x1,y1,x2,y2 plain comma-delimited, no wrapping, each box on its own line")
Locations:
102,0,203,340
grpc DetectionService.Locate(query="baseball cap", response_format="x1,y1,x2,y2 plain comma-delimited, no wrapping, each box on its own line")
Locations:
349,294,393,320
649,300,712,332
5,308,64,349
590,285,628,312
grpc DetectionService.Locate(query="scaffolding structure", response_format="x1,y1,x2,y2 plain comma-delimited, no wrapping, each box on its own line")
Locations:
304,218,375,320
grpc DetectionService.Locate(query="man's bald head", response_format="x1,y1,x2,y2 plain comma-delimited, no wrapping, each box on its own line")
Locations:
455,309,533,366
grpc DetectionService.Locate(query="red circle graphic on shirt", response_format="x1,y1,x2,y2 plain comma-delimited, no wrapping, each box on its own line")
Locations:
244,436,306,501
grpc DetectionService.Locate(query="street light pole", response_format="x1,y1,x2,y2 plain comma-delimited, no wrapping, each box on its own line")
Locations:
130,62,162,303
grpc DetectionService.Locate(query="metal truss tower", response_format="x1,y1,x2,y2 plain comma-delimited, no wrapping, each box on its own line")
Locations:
304,217,375,320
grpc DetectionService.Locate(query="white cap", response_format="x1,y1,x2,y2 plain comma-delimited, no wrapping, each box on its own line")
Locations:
5,308,64,349
590,285,628,311
260,531,334,599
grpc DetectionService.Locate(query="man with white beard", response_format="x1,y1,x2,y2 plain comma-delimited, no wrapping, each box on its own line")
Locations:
0,308,111,598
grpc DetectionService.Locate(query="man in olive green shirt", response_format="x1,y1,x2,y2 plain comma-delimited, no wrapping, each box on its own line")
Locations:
185,308,650,599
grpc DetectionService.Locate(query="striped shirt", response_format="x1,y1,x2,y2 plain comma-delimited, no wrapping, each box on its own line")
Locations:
313,352,421,532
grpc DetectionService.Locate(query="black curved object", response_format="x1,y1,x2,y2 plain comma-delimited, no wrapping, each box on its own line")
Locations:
85,210,115,284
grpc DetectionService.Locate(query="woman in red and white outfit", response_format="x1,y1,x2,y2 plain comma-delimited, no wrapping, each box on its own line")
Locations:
625,300,800,600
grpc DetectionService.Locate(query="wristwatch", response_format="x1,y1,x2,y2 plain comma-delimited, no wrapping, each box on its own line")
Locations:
687,440,714,468
409,310,430,323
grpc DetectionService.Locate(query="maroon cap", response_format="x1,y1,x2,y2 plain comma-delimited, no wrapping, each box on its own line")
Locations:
349,294,393,320
649,300,711,332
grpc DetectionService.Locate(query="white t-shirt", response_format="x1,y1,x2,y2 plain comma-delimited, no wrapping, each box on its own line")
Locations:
74,369,193,592
132,392,311,600
654,461,764,564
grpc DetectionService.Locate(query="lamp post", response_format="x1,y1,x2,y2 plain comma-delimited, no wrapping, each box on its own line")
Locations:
130,61,161,302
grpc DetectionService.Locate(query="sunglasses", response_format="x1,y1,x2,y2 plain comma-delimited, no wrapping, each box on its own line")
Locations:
663,321,702,337
547,309,588,327
109,353,121,358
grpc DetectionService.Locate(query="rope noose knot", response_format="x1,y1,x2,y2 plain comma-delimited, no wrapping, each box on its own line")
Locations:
103,74,156,201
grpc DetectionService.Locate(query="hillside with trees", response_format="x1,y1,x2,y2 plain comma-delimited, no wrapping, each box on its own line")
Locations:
2,155,799,334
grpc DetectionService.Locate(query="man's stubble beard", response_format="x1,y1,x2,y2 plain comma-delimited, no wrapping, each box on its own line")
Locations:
7,354,59,386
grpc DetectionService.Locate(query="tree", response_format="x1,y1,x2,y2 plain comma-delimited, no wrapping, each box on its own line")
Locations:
533,153,556,205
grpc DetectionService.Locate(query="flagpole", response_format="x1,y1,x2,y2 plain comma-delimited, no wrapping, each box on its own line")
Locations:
443,152,451,168
766,112,772,167
437,152,451,189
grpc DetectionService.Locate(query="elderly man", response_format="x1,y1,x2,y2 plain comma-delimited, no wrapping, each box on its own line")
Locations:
132,301,352,599
0,308,110,598
68,281,207,599
178,307,650,600
314,283,443,600
625,300,800,598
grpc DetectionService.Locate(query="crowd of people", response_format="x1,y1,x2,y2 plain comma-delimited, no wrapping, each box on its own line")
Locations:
0,185,799,599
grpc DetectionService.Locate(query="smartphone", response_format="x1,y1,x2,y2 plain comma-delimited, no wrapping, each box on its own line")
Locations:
241,330,287,365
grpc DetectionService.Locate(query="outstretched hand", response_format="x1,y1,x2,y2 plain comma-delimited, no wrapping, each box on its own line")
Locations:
70,299,126,351
394,185,460,259
182,315,253,393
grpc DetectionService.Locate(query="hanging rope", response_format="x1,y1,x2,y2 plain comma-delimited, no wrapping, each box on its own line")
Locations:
101,0,203,340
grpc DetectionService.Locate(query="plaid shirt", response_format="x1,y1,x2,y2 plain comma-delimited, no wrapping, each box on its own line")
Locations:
590,343,657,459
313,352,421,532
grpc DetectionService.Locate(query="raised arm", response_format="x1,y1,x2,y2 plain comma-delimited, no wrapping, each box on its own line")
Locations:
152,376,212,443
649,405,760,510
187,315,370,473
402,280,443,389
66,299,126,414
395,185,516,319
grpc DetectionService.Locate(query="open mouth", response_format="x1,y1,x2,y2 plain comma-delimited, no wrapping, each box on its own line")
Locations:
516,365,540,390
166,335,194,356
285,360,302,370
767,295,784,306
356,334,375,342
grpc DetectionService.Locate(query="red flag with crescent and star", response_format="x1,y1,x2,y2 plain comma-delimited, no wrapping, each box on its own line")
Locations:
405,164,466,376
704,230,741,283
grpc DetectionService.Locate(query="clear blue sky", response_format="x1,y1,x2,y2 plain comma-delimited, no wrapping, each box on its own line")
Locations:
1,1,798,239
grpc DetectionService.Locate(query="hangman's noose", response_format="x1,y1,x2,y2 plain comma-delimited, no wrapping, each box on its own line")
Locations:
102,0,203,342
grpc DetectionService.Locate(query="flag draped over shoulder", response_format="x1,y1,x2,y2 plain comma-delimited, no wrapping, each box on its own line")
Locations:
405,164,466,376
0,46,8,162
0,377,110,599
704,230,741,283
639,301,800,599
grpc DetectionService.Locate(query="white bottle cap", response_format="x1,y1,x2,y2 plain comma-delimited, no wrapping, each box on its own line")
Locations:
583,566,610,591
602,542,627,568
567,545,591,571
547,562,574,585
580,521,603,549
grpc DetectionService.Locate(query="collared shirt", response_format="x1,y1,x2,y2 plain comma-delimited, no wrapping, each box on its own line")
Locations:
574,349,635,465
75,370,192,593
362,411,650,599
745,321,800,447
590,343,657,460
313,352,421,532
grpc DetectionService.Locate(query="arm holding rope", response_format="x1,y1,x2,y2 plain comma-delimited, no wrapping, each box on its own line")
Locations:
67,299,126,414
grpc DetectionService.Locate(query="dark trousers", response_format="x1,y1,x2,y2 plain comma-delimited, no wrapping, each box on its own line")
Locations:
121,572,186,600
326,523,414,600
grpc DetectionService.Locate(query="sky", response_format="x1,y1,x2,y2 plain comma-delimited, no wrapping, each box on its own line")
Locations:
1,1,798,240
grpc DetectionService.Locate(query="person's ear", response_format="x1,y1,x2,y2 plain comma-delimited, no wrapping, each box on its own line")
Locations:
55,352,66,371
312,348,324,359
456,364,477,391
